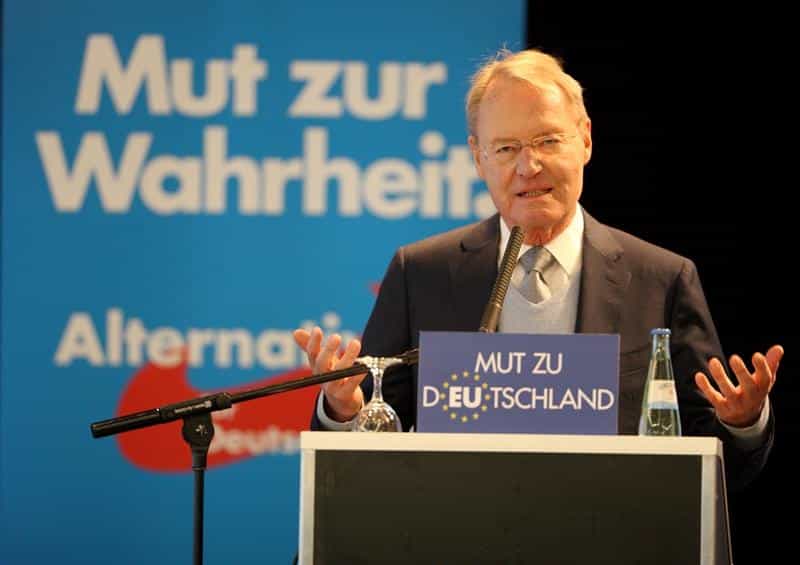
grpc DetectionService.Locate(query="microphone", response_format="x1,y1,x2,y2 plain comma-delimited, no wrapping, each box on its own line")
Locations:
478,225,524,333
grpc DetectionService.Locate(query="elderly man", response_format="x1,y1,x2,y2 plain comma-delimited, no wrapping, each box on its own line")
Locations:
294,48,782,490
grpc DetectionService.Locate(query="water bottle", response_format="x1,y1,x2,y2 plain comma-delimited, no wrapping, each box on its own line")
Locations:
638,328,682,436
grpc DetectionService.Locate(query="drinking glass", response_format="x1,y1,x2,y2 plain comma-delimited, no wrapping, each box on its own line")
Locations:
351,355,403,432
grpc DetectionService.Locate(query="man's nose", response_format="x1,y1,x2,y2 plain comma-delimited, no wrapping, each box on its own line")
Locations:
516,146,544,175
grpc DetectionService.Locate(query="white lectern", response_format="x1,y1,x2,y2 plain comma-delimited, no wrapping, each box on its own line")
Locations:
298,432,731,565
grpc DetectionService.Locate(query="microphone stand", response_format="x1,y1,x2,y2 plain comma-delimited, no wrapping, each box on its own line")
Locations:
90,348,419,565
479,225,524,333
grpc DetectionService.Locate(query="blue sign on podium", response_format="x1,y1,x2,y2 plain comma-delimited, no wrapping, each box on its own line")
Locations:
417,331,620,434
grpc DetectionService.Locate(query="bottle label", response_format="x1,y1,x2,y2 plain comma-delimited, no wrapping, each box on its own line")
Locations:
646,381,678,408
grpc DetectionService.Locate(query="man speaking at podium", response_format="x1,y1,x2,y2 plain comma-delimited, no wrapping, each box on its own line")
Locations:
294,48,782,490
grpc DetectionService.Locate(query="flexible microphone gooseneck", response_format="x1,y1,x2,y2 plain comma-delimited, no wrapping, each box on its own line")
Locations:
478,225,524,333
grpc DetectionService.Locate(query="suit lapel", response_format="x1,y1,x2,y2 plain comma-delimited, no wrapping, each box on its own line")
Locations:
576,211,631,334
448,215,501,330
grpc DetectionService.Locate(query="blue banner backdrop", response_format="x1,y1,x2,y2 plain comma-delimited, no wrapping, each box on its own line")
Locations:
1,1,523,563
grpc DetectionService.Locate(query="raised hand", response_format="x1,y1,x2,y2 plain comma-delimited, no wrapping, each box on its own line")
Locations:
695,345,783,427
294,326,366,422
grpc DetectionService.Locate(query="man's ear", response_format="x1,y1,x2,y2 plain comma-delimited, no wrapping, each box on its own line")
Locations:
468,135,486,180
581,119,593,165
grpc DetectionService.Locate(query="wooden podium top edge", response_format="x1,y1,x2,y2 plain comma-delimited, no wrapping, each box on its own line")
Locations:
299,431,723,457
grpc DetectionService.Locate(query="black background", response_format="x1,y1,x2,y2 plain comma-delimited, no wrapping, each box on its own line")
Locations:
525,3,796,563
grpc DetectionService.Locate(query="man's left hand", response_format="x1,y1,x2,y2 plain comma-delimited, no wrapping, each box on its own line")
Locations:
695,345,783,427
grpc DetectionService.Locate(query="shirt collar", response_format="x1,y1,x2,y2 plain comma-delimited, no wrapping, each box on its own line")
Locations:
498,205,584,277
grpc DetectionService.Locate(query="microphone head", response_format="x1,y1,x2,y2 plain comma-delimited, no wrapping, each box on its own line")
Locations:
505,225,525,263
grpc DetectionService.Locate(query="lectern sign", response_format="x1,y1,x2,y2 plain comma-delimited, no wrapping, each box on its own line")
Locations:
417,332,619,434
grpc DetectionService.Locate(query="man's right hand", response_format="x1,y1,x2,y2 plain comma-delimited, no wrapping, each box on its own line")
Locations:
293,326,366,422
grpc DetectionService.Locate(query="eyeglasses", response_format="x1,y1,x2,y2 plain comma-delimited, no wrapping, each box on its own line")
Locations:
481,133,579,165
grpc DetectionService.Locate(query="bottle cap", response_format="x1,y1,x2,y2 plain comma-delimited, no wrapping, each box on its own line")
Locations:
650,328,671,336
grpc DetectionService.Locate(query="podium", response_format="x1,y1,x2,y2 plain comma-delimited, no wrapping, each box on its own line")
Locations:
298,432,731,565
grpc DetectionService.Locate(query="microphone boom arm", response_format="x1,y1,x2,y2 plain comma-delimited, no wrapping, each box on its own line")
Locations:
89,348,419,438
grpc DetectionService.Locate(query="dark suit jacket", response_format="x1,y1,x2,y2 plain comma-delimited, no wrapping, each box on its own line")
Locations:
312,210,773,490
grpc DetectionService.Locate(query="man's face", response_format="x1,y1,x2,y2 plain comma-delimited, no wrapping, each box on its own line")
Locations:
469,77,592,245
